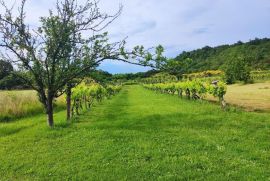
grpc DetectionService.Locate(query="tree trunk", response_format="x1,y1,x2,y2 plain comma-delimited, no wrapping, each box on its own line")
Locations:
66,85,71,121
178,89,183,98
75,99,80,115
71,100,75,117
186,89,191,99
220,96,227,110
47,97,54,128
84,96,87,109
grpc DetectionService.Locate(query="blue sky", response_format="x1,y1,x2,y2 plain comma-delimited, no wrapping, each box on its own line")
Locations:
98,0,270,74
2,0,270,74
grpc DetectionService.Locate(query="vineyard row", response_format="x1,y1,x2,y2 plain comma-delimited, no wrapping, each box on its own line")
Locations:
70,83,121,116
143,80,227,109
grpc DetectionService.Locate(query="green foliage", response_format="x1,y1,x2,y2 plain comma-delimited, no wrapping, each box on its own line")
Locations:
0,72,32,90
164,58,193,77
0,60,13,79
141,72,178,84
167,38,270,74
250,70,270,81
182,70,224,79
70,82,121,116
88,70,113,83
143,79,227,108
111,70,160,83
224,57,251,84
207,81,227,99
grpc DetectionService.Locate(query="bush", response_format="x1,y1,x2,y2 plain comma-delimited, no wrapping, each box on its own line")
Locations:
224,57,251,84
0,74,30,90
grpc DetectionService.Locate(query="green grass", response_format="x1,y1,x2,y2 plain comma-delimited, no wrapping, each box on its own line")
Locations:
0,85,269,180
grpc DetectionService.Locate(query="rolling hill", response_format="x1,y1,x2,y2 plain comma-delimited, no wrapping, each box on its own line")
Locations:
172,38,270,73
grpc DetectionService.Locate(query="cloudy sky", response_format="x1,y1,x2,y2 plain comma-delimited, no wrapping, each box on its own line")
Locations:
2,0,270,73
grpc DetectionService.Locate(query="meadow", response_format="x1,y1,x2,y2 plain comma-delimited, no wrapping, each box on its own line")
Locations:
1,81,270,120
206,81,270,112
0,90,66,122
0,85,269,180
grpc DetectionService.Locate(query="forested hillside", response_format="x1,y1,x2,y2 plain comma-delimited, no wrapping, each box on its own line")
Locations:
170,38,270,73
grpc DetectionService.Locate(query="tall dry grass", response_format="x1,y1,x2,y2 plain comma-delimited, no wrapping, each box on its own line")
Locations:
206,81,270,111
0,90,65,121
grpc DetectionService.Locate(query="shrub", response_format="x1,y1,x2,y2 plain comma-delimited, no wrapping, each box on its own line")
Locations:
224,57,251,84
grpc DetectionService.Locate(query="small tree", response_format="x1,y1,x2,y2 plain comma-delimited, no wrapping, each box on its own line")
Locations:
0,0,165,127
163,58,193,80
224,57,251,84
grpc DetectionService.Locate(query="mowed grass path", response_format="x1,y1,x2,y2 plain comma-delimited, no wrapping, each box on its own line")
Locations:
0,85,269,180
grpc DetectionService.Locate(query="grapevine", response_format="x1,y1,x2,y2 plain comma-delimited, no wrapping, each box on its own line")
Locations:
70,82,121,117
143,79,227,109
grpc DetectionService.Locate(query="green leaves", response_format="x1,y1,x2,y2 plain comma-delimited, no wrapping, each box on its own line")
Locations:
207,81,227,99
224,56,251,84
144,79,227,107
70,81,121,116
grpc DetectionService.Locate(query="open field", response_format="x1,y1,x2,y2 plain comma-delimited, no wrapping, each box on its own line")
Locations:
206,82,270,111
0,85,269,180
0,90,66,121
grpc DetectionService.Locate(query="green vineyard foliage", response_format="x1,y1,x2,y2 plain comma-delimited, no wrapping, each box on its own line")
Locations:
143,79,227,109
70,82,121,116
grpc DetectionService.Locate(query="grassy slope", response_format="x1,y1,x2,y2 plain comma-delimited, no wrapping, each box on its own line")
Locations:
0,86,269,180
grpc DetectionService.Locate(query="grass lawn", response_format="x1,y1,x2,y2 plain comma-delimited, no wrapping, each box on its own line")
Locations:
0,85,269,180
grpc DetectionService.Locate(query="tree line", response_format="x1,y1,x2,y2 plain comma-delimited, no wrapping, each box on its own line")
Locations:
164,38,270,78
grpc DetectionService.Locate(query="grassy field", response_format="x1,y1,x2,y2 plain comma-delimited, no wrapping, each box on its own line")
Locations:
0,90,66,121
206,82,270,112
0,85,269,180
1,81,269,122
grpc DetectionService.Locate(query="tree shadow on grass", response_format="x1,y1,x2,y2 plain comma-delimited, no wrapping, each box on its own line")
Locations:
90,112,224,133
0,126,29,137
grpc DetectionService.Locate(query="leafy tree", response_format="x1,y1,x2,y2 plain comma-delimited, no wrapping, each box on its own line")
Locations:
224,57,251,84
0,60,30,90
163,58,193,79
88,70,112,84
0,60,13,79
0,0,165,127
0,71,32,89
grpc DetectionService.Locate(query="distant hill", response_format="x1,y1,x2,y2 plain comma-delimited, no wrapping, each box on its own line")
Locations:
171,38,270,73
95,38,270,82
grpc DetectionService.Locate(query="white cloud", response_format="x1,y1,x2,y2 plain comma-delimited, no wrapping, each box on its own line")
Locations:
1,0,270,73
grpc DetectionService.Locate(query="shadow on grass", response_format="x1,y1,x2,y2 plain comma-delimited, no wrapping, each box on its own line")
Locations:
90,112,224,133
0,126,30,137
0,105,66,123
